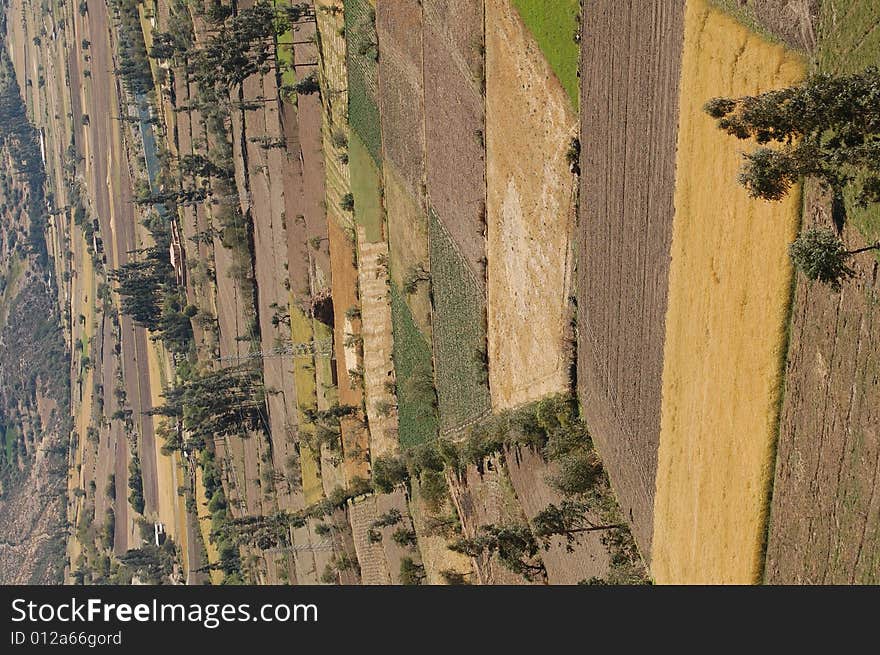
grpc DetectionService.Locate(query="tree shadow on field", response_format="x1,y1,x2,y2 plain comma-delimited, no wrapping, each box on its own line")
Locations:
831,191,847,234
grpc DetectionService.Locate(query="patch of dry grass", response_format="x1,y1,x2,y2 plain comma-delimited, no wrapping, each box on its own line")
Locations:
651,0,804,584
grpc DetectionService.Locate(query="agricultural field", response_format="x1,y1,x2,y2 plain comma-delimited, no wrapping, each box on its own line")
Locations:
509,0,580,107
4,0,879,590
577,0,686,556
651,0,805,584
422,0,487,285
485,0,576,412
390,283,437,448
429,211,490,433
764,1,880,584
344,0,381,165
348,132,384,243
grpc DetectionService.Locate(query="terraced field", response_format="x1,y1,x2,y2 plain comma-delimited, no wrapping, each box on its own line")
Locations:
390,283,437,447
651,0,805,584
765,1,880,585
344,0,381,165
577,0,686,556
429,211,490,434
11,0,880,589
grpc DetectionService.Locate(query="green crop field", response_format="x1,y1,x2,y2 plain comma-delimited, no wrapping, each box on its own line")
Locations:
344,0,382,164
2,424,18,465
511,0,580,108
349,131,384,243
817,2,880,245
390,282,438,448
429,211,491,433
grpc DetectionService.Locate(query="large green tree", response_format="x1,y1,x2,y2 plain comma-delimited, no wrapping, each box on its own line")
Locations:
706,67,880,206
789,227,880,291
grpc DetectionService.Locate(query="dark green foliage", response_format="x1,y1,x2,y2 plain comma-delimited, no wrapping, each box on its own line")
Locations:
390,283,439,446
429,211,491,432
788,227,880,290
399,557,426,585
110,243,172,331
300,404,357,454
340,192,355,212
450,524,545,581
128,455,145,514
190,1,279,89
371,508,402,529
110,0,154,95
532,500,624,547
549,449,605,496
706,67,880,206
119,540,178,584
372,454,409,493
293,71,320,95
148,365,267,450
391,527,417,547
0,48,49,263
418,469,448,513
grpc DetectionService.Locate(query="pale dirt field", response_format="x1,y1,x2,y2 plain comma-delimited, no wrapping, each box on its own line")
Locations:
651,0,804,584
356,228,399,458
485,0,576,411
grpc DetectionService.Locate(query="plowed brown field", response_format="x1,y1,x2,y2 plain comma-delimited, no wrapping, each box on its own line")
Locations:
576,0,686,558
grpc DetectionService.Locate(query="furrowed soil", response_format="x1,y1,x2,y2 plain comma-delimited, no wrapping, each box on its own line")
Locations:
422,0,487,287
764,0,880,585
577,0,685,558
376,0,424,200
651,0,804,585
348,494,392,584
765,198,880,584
485,0,575,411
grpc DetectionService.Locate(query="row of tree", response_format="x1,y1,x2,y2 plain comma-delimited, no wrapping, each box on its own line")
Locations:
148,365,268,451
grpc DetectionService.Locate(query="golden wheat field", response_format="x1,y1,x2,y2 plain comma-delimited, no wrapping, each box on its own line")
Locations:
651,0,805,584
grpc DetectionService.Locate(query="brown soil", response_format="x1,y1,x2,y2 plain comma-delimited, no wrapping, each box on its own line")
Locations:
327,219,370,483
447,455,542,585
234,66,299,517
422,0,487,287
577,0,686,559
376,0,425,199
765,185,880,584
505,446,611,584
375,490,421,584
